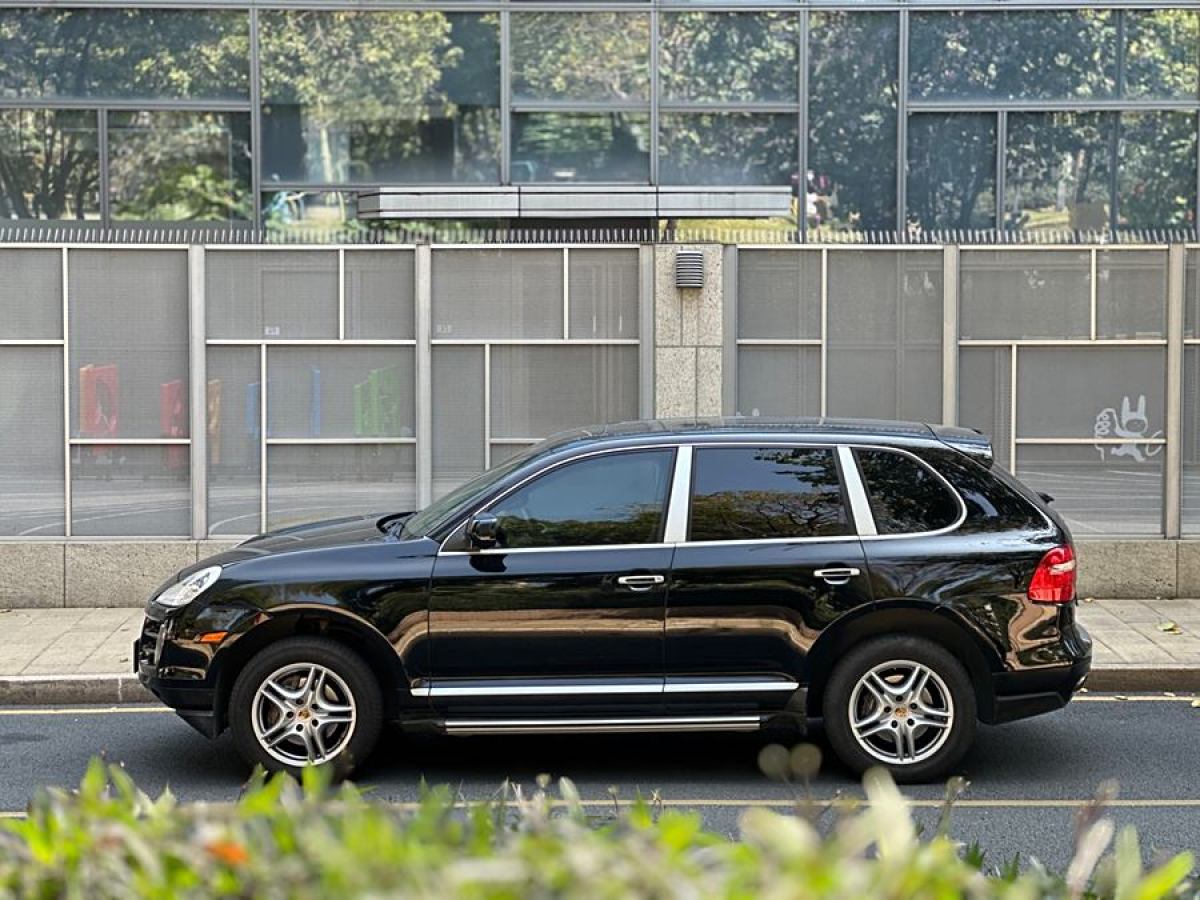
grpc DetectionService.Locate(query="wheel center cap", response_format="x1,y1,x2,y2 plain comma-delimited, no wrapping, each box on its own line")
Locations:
894,706,909,719
298,708,311,720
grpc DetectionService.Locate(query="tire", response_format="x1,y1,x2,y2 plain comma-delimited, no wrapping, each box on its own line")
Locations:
822,635,976,784
229,637,383,780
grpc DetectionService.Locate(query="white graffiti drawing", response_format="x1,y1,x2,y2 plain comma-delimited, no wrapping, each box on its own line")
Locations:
1093,394,1163,463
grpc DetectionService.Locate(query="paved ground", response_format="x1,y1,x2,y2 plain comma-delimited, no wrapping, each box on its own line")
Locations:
2,601,1198,678
0,695,1195,870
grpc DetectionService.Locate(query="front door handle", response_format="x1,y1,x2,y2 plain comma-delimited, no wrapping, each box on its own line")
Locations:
814,567,861,585
617,574,666,592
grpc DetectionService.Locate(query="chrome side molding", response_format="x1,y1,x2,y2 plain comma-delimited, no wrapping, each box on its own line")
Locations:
442,715,763,735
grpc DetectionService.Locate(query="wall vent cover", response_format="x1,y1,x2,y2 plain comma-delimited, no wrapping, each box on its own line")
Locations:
674,249,705,289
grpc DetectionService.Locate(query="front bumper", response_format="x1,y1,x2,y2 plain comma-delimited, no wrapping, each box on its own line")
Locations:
135,616,221,738
985,620,1092,725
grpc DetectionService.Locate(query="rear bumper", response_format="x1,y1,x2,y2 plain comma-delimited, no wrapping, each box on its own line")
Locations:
984,621,1092,725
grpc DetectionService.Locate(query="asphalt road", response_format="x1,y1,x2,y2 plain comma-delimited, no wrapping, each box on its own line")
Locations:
0,695,1196,871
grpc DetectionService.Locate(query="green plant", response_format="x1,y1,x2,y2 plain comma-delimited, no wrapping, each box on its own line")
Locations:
0,757,1194,899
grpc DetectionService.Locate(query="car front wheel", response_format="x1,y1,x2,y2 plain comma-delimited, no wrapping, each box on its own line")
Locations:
229,637,383,779
823,635,976,783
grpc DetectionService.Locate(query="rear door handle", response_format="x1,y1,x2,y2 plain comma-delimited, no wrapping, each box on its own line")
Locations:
814,567,861,585
617,574,666,591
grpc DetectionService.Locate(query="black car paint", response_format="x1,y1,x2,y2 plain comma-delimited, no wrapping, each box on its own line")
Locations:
138,419,1092,740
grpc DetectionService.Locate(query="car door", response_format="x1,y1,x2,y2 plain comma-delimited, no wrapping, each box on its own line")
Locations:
425,447,677,718
664,443,873,717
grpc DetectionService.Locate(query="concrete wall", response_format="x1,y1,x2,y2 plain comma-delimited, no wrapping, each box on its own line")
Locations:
0,541,239,609
2,539,1197,610
653,244,724,418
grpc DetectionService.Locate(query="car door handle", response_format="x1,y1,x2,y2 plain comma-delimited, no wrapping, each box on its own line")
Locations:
814,567,861,585
617,574,665,591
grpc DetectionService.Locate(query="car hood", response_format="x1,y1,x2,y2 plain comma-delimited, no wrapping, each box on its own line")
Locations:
198,513,420,568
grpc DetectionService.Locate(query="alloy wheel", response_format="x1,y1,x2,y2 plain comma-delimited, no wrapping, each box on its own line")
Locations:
847,659,954,766
251,662,357,767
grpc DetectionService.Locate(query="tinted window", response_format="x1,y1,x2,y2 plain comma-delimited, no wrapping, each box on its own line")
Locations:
855,449,960,534
488,450,673,549
689,447,850,542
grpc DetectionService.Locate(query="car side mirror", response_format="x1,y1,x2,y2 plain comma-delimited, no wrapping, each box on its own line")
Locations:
465,512,500,549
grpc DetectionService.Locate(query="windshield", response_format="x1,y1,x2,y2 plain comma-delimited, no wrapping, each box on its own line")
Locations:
400,450,537,539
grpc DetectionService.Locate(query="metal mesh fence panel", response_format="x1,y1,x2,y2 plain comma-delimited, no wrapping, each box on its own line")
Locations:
0,347,63,536
0,249,61,339
207,250,338,340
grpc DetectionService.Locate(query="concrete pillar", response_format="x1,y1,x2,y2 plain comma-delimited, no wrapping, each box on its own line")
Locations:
653,244,724,418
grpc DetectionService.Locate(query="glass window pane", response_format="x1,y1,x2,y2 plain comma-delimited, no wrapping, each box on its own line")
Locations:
1185,347,1200,533
261,11,499,185
660,12,798,103
907,114,996,231
267,445,415,531
960,250,1091,341
266,347,415,439
1004,112,1114,233
1096,250,1167,340
488,450,673,549
689,447,850,542
0,348,64,536
568,249,639,339
68,249,189,440
344,250,416,340
1124,10,1199,101
432,249,563,339
208,250,339,340
108,111,251,224
737,250,821,340
1117,112,1198,231
0,249,61,339
0,109,99,222
512,13,649,102
659,113,796,186
263,190,357,232
0,8,249,101
433,346,485,498
1016,444,1161,537
72,446,190,537
909,11,1117,102
957,347,1012,471
1017,347,1165,441
512,112,649,184
736,348,821,418
207,348,260,537
826,251,942,423
808,11,898,232
490,345,640,439
855,449,959,535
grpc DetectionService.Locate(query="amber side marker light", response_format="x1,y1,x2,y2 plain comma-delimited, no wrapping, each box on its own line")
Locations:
197,631,229,644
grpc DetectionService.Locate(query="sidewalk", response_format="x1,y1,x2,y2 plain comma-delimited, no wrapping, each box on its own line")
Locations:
0,602,1198,705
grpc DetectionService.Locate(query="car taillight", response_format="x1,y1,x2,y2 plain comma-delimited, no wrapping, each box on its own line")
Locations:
1027,545,1076,604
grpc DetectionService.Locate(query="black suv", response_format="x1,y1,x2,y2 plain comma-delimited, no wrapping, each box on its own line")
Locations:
138,418,1091,783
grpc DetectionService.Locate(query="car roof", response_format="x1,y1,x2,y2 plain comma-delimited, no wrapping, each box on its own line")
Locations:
535,417,988,453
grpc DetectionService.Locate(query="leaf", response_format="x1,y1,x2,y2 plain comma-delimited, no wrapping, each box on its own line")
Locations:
1155,621,1183,635
1191,698,1200,708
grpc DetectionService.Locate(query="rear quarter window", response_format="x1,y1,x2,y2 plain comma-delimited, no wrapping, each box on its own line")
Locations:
854,448,962,535
918,446,1055,535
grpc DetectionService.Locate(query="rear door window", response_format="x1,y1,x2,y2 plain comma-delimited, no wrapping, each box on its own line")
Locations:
854,448,961,535
688,446,851,541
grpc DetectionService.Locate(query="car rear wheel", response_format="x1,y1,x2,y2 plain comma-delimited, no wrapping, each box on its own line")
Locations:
229,637,383,779
823,635,976,783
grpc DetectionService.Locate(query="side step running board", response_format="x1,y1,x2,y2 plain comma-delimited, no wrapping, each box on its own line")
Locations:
443,715,763,736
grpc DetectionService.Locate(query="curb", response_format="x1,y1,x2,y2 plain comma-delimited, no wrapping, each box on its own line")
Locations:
0,674,153,706
0,668,1198,707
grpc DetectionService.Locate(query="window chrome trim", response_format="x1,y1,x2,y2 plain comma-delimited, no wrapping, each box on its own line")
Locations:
837,444,878,537
437,442,680,556
662,443,692,543
841,443,968,541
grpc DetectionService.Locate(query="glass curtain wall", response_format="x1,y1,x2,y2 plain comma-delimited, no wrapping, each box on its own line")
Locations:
1,5,1199,236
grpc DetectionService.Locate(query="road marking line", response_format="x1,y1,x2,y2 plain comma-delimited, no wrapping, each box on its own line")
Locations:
0,707,170,716
1075,695,1195,702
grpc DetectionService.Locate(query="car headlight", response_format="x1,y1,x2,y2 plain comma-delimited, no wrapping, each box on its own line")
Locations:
154,565,222,609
